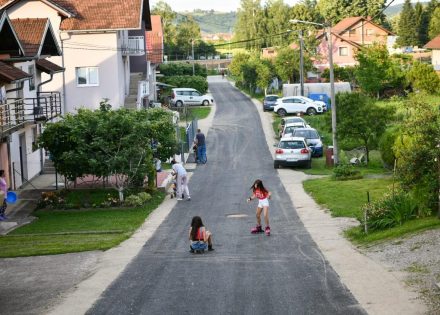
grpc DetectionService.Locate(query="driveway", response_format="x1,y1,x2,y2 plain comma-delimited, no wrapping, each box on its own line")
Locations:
86,78,364,314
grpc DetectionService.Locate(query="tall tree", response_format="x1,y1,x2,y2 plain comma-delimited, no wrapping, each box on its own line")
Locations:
429,6,440,39
151,1,176,48
234,0,265,50
264,0,292,47
396,0,418,47
175,17,201,57
316,0,350,24
414,3,429,46
274,47,312,83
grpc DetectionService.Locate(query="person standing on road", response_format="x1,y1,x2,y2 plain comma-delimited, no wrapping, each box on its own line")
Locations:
195,129,207,164
171,160,191,201
247,179,272,236
0,170,8,220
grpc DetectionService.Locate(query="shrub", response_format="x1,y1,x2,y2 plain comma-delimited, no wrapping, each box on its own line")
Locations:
159,63,207,78
406,61,440,94
159,75,208,94
378,126,400,169
37,191,65,209
332,164,362,181
124,195,143,207
137,192,152,203
362,189,419,231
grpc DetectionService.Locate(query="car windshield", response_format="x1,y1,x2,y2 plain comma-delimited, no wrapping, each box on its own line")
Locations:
284,126,303,134
293,130,319,139
279,140,305,149
265,96,278,101
283,117,304,124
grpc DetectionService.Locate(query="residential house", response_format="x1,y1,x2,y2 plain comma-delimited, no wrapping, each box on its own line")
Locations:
0,0,152,113
424,35,440,71
145,15,163,103
0,10,63,189
315,16,393,71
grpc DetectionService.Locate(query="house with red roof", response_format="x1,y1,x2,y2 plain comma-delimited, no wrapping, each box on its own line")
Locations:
0,10,64,188
0,0,152,112
424,35,440,71
315,16,393,71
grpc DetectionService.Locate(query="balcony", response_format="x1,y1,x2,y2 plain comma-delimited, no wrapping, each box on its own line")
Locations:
122,36,145,56
0,92,62,135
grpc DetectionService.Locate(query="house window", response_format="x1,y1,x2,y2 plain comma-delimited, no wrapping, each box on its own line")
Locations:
348,29,356,36
366,29,374,36
339,47,349,56
28,65,35,91
76,67,99,87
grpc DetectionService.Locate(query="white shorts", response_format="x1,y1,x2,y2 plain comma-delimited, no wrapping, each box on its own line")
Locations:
258,198,269,208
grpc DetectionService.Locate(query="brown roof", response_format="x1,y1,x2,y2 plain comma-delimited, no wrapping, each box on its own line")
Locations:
424,35,440,49
36,58,64,73
146,15,162,64
10,18,48,57
332,17,364,34
1,0,150,31
0,60,31,83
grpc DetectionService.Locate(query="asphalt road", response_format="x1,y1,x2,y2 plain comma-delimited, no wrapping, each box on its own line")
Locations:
87,79,365,315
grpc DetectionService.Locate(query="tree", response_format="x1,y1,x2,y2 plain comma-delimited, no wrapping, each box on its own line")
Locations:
414,2,429,46
234,0,265,50
228,52,250,79
274,47,312,83
429,6,440,39
407,61,440,94
316,0,386,25
152,1,177,55
396,0,418,47
321,65,357,84
264,0,292,47
355,44,406,98
175,17,201,57
255,58,274,93
336,92,395,162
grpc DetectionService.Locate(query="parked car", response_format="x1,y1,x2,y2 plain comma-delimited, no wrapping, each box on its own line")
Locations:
170,88,213,107
295,96,327,112
274,137,312,169
281,122,308,138
273,96,324,116
291,128,323,157
263,95,280,111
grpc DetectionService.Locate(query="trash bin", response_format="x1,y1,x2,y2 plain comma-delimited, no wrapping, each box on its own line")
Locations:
325,146,334,167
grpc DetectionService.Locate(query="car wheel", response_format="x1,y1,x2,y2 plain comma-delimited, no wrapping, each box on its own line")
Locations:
274,161,280,169
202,100,209,106
277,108,287,116
175,100,183,107
305,160,312,169
306,107,317,115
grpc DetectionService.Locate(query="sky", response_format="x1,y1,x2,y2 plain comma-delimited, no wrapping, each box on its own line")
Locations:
149,0,408,13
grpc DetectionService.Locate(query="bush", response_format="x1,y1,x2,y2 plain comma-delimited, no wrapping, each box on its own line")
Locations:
362,189,419,231
378,126,400,169
37,191,65,209
159,63,207,78
332,164,362,181
406,61,440,94
137,192,152,203
160,75,208,94
124,195,143,207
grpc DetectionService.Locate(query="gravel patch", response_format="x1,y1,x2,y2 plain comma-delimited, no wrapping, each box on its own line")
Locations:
362,229,440,314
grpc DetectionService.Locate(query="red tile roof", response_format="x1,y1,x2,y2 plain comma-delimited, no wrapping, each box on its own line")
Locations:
1,0,150,31
36,58,64,73
332,17,364,34
0,60,31,83
10,18,48,57
424,35,440,49
146,15,163,64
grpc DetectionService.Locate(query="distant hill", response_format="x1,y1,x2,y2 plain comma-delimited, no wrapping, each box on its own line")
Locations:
177,10,236,34
384,1,429,17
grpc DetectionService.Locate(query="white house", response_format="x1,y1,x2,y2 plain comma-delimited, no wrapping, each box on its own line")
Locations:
0,0,152,113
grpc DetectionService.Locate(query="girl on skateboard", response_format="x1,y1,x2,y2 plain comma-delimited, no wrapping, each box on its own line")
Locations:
247,179,272,236
189,216,214,252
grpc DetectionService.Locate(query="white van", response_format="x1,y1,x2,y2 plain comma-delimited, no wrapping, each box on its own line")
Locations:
170,88,213,107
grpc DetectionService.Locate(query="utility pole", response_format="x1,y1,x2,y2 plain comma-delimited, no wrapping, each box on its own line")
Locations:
299,30,305,96
327,25,339,165
192,39,195,76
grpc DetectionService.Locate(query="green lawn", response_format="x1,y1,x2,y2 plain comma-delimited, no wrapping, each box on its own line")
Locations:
303,177,394,218
187,107,211,120
0,191,165,258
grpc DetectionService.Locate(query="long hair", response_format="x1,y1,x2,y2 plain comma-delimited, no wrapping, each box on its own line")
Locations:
190,216,204,240
250,179,268,194
0,170,4,177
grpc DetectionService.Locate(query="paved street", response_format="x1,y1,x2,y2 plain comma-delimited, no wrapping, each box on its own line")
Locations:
87,79,365,315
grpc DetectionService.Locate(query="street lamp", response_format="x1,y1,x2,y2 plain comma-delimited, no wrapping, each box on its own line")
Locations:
290,19,339,165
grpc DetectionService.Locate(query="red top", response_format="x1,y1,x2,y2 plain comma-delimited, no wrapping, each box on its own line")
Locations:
254,188,268,200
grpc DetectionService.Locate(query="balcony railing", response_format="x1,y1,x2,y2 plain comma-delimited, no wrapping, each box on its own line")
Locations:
122,36,145,56
136,80,149,109
0,92,62,135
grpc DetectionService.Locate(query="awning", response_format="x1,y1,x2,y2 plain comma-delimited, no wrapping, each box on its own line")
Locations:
156,82,176,87
0,61,31,83
36,59,64,74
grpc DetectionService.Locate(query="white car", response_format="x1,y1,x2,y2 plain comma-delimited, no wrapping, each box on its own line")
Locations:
274,96,324,116
171,88,213,107
281,122,308,138
274,137,312,169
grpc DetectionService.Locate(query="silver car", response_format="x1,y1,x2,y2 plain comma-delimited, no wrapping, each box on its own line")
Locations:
274,137,312,169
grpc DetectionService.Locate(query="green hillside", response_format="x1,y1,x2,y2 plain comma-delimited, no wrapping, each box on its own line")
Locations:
178,10,236,34
385,1,429,17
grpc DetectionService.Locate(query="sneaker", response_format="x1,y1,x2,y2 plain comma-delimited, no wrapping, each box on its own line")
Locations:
0,215,4,221
208,246,214,251
187,197,191,201
177,198,183,201
189,246,195,253
265,226,271,236
251,225,263,234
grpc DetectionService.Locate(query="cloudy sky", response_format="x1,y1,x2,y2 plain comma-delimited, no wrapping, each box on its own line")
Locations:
149,0,407,13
